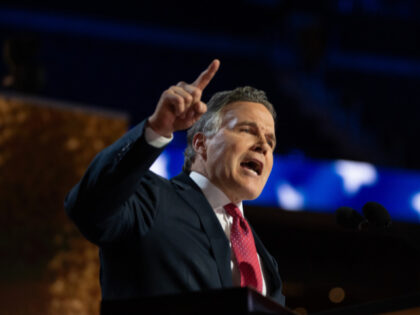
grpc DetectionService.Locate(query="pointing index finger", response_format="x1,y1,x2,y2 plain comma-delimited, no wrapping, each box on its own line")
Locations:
192,59,220,91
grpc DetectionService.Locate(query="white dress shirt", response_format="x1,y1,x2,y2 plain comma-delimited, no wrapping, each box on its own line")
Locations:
145,126,267,295
189,171,267,295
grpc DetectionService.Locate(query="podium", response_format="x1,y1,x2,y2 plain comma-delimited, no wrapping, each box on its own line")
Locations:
101,288,295,314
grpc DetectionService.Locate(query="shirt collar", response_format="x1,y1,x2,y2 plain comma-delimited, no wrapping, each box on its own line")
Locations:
189,171,243,215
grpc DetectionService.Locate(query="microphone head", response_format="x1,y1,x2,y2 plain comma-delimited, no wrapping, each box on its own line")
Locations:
336,207,364,229
362,202,392,228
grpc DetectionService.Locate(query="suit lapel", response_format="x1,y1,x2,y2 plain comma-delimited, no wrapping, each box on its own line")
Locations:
171,173,232,288
251,226,281,294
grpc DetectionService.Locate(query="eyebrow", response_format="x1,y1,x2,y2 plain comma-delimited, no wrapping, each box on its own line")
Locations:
236,121,277,146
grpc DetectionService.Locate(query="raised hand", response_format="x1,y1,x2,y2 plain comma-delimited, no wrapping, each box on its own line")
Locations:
148,59,220,137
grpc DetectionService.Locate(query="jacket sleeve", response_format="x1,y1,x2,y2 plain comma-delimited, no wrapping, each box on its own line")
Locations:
64,119,166,245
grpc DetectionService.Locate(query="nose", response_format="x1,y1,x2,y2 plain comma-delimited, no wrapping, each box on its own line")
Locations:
252,133,270,155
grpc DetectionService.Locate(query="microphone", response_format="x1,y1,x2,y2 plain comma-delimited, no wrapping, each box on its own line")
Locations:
336,206,366,230
337,203,420,256
364,203,420,256
362,201,392,228
336,202,391,230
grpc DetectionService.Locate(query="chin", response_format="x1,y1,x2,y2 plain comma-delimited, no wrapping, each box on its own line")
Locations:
240,187,263,201
229,178,265,201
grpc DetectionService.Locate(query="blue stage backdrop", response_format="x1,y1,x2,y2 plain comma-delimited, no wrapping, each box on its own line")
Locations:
149,143,420,224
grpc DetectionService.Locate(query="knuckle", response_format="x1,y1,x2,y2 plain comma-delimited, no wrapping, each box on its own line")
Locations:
161,90,172,100
192,89,202,99
186,94,193,103
175,95,184,104
166,87,176,95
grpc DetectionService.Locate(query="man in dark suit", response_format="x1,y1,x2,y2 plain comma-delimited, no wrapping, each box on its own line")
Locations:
65,59,285,305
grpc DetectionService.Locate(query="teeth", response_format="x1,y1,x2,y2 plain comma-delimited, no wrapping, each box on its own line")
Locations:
250,163,259,174
245,167,258,175
241,161,260,175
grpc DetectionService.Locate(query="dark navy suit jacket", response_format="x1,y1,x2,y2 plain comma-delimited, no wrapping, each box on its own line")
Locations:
65,119,285,305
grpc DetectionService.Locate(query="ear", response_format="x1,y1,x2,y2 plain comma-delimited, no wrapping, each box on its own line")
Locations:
192,132,207,160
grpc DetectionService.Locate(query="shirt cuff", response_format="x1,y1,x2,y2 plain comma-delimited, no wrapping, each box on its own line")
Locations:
145,126,173,148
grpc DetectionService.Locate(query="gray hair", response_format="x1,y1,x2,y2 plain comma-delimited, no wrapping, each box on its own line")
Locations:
183,86,276,172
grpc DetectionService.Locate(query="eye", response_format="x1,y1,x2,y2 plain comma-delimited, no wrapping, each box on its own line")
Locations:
240,127,252,133
266,138,275,149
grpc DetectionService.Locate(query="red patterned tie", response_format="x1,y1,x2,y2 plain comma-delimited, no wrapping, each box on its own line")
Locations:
224,203,263,293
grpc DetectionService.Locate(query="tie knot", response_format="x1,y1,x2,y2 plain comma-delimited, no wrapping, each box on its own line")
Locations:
224,203,242,219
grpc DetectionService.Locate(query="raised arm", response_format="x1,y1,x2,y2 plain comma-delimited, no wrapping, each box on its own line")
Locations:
64,60,220,244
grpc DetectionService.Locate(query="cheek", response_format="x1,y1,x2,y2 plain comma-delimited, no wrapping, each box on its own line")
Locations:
210,137,236,161
206,133,243,173
207,142,229,171
265,159,274,177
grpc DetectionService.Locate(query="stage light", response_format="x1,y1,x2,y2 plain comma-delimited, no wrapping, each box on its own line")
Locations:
328,287,345,304
411,192,420,215
276,182,304,211
334,160,377,195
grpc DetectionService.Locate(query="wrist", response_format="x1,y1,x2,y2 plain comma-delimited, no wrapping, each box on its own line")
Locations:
147,117,173,138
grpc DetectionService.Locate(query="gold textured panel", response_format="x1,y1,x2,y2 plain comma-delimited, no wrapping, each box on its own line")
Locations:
0,94,128,315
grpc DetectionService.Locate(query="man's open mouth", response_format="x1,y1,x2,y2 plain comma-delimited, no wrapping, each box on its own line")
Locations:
240,159,263,175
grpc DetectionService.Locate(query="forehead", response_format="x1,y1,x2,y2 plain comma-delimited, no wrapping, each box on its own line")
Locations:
221,101,275,130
